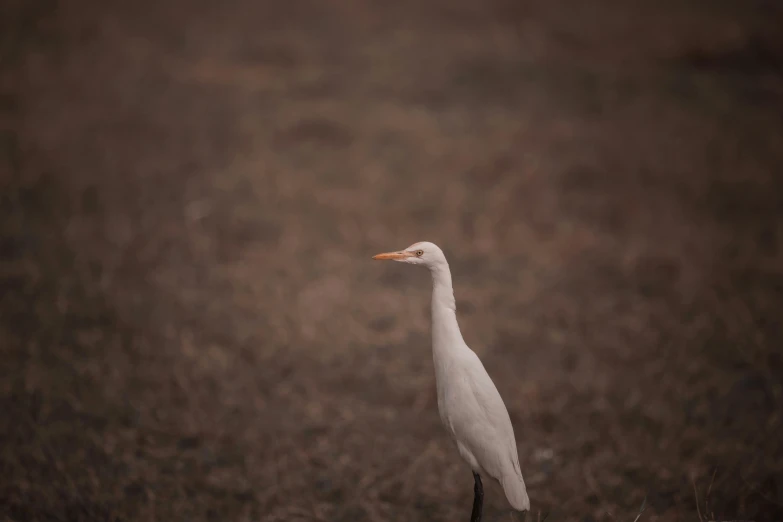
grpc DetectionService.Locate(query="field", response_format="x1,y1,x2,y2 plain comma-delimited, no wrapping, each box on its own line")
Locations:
2,0,782,520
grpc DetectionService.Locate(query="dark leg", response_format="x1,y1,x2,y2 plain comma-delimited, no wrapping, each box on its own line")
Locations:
470,472,484,522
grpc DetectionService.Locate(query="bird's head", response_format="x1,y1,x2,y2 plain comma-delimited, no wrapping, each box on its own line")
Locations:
372,241,448,270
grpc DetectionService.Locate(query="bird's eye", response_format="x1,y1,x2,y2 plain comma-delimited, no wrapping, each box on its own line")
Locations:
416,250,424,257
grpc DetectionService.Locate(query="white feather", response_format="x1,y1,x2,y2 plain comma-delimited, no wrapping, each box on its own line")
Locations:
379,241,530,512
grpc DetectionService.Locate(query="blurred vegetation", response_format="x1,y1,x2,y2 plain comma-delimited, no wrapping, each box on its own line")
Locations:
2,0,782,520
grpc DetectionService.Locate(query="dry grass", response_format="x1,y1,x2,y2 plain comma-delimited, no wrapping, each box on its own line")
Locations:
2,0,783,520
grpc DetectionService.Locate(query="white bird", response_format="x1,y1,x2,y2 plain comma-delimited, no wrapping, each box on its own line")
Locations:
373,241,530,521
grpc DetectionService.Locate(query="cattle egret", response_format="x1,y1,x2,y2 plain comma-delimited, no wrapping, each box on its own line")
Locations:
373,241,530,521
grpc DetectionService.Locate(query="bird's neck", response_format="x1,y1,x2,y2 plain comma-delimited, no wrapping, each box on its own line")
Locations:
430,264,465,357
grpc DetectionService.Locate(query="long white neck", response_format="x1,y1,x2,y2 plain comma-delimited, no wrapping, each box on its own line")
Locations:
430,263,466,361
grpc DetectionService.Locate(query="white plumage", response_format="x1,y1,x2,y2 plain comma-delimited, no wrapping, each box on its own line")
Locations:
373,241,530,520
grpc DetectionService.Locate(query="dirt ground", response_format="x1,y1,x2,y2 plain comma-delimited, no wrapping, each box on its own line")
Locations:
2,0,783,520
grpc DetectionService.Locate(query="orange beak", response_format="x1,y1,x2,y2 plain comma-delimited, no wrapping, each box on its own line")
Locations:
372,250,414,260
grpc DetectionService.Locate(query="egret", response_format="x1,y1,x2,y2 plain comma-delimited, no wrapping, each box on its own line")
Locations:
373,241,530,521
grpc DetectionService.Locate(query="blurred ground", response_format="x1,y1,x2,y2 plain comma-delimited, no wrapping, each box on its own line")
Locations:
2,0,783,520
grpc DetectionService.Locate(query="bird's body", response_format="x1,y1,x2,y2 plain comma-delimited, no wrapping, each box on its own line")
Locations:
373,242,530,520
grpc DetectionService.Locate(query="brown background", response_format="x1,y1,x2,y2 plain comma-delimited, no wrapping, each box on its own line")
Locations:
2,0,782,520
